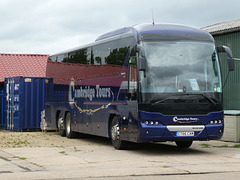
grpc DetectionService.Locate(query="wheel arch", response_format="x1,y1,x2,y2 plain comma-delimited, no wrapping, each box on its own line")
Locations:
55,110,61,127
64,111,70,120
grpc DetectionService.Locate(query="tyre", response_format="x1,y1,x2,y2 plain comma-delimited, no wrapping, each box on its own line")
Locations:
110,116,128,150
175,141,193,148
58,117,66,137
65,112,75,138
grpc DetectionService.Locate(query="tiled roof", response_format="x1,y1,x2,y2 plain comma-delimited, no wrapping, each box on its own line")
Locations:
201,19,240,35
0,54,48,82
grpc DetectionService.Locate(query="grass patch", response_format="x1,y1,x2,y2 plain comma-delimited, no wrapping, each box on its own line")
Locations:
148,160,163,163
232,144,240,148
74,147,81,152
59,151,68,155
162,165,170,168
213,144,240,148
200,143,211,148
32,162,43,168
213,144,229,148
15,156,27,160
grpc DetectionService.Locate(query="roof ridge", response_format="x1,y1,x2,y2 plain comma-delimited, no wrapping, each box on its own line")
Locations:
203,19,240,28
201,19,240,35
0,53,49,56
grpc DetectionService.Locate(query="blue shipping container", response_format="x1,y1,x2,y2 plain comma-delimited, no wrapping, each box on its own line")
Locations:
0,90,4,129
5,77,45,131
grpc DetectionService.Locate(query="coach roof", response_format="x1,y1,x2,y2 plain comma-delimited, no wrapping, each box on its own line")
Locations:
95,23,214,43
134,24,214,42
54,24,214,57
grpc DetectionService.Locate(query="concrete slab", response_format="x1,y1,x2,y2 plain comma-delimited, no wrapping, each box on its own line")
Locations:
0,132,240,179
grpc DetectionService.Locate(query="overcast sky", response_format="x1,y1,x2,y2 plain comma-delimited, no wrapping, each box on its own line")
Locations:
0,0,239,55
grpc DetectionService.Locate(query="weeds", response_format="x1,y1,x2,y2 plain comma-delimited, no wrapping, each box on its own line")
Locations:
32,162,44,168
162,165,170,168
200,143,240,148
15,156,27,160
74,146,81,152
213,144,240,148
232,144,240,148
59,151,68,155
148,160,163,163
200,144,211,148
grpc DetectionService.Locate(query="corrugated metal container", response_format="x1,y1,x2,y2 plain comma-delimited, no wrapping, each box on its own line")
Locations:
5,77,45,131
213,31,240,110
0,90,4,129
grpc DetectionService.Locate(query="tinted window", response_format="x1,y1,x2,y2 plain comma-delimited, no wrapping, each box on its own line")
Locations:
49,54,68,62
63,48,92,64
93,37,132,66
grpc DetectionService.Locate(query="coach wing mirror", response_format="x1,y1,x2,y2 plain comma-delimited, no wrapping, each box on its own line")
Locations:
139,56,146,72
217,46,234,71
137,45,146,72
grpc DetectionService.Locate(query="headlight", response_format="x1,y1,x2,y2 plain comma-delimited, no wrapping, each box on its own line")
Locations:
210,120,223,124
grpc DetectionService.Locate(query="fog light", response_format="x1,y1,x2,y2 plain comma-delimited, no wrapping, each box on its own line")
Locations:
155,121,159,125
145,121,149,125
150,121,154,125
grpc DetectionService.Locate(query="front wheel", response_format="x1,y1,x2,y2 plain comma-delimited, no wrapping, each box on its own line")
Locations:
110,117,128,150
175,141,193,148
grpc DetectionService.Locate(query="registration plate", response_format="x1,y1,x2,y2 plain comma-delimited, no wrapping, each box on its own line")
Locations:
176,131,194,137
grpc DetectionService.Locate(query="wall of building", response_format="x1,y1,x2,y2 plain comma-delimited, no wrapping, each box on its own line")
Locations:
213,31,240,110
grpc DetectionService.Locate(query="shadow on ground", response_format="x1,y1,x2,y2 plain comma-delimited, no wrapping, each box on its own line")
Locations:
69,133,210,156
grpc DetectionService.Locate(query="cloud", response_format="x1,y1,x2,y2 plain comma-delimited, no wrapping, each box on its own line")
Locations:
0,0,240,54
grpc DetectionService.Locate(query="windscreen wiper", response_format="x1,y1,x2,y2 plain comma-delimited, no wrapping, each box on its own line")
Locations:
200,94,217,106
152,98,169,104
151,95,179,104
152,93,218,105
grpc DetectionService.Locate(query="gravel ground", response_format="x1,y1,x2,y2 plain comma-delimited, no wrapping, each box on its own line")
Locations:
0,130,93,149
1,129,240,149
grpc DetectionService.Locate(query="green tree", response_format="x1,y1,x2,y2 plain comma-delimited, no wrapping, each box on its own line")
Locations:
95,56,102,65
105,46,130,65
63,49,89,64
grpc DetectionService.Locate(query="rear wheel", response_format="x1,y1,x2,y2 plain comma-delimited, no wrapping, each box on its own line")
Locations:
65,112,75,138
175,141,193,148
110,117,128,150
58,117,65,137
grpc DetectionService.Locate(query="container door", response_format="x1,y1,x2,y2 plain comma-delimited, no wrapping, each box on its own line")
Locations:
5,79,10,129
6,79,19,130
6,78,21,131
6,79,13,130
23,77,45,130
